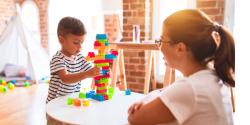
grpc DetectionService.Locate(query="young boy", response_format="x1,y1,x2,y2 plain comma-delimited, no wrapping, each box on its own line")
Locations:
46,16,102,103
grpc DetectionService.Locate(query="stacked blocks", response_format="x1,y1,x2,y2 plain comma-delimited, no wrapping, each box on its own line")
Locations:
86,34,118,101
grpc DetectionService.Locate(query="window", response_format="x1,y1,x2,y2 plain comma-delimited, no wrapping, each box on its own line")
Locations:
48,0,104,57
153,0,195,83
21,0,40,44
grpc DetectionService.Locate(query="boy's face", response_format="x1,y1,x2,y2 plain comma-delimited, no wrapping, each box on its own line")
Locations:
59,33,85,57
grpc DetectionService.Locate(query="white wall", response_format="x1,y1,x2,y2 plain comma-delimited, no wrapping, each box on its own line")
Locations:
234,0,250,124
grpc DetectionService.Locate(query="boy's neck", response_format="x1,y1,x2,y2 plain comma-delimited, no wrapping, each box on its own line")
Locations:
61,50,75,59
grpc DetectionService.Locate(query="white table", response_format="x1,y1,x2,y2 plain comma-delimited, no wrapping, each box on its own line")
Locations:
46,91,145,125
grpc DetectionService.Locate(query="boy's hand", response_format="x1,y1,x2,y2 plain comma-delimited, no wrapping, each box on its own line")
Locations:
128,101,144,115
86,67,102,78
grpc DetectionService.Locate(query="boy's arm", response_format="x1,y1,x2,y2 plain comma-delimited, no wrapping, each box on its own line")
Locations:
57,67,102,84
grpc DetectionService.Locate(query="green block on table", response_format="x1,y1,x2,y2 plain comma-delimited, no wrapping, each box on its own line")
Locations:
108,87,114,94
79,92,86,99
108,93,113,100
67,98,73,105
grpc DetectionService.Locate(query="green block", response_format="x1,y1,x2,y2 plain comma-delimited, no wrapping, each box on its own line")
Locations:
99,78,109,83
98,39,108,43
108,87,114,94
1,86,7,93
96,86,108,90
79,92,86,99
67,98,73,105
24,82,30,87
95,63,109,67
108,93,113,100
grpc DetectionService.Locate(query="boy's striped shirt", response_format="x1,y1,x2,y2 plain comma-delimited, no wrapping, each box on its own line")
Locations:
46,51,92,103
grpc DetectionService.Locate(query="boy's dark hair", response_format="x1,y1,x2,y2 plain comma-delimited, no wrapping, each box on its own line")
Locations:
57,16,86,36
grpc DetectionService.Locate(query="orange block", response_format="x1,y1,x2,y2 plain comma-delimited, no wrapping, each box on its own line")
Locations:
73,99,81,107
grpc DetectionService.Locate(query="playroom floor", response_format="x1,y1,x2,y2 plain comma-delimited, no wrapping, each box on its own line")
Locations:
0,83,48,125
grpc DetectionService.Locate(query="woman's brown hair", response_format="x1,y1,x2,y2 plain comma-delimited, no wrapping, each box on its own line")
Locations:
163,9,235,87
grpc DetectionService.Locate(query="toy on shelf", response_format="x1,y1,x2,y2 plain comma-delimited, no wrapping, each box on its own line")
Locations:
86,34,118,101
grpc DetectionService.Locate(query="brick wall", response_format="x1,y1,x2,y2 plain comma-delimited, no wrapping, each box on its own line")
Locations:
120,0,225,92
197,0,225,24
0,0,16,37
122,0,153,93
35,0,48,50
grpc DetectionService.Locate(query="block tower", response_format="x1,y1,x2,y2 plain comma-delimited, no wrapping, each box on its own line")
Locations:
86,34,118,101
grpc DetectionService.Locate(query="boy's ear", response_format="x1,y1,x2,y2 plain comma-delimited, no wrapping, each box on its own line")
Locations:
58,35,64,44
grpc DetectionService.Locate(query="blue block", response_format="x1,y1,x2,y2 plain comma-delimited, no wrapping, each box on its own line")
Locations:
102,70,108,75
26,76,31,80
92,94,105,101
86,92,95,98
96,34,107,40
125,89,131,95
105,54,116,59
90,90,95,94
10,80,17,83
105,42,109,46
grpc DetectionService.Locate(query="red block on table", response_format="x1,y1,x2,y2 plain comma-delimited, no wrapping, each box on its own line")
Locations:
88,52,95,57
104,94,109,100
96,89,107,93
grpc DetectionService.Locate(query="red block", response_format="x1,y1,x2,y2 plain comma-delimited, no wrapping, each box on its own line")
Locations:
111,50,118,56
102,66,110,70
94,41,101,46
88,52,95,57
94,74,110,80
104,94,109,100
94,59,113,63
95,83,107,87
96,89,107,93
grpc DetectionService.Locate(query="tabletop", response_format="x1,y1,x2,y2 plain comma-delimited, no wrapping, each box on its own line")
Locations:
46,91,145,125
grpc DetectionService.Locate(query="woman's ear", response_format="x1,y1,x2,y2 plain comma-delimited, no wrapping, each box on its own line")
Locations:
175,42,188,56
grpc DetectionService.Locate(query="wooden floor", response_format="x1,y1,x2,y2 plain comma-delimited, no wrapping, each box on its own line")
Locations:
0,84,48,125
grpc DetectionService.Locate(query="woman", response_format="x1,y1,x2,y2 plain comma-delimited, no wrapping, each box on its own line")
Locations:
128,9,234,125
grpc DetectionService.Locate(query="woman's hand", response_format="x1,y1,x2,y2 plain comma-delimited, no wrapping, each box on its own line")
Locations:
128,101,145,115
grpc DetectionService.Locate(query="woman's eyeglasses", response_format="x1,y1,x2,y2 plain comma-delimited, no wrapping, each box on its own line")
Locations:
155,39,162,46
155,39,173,47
